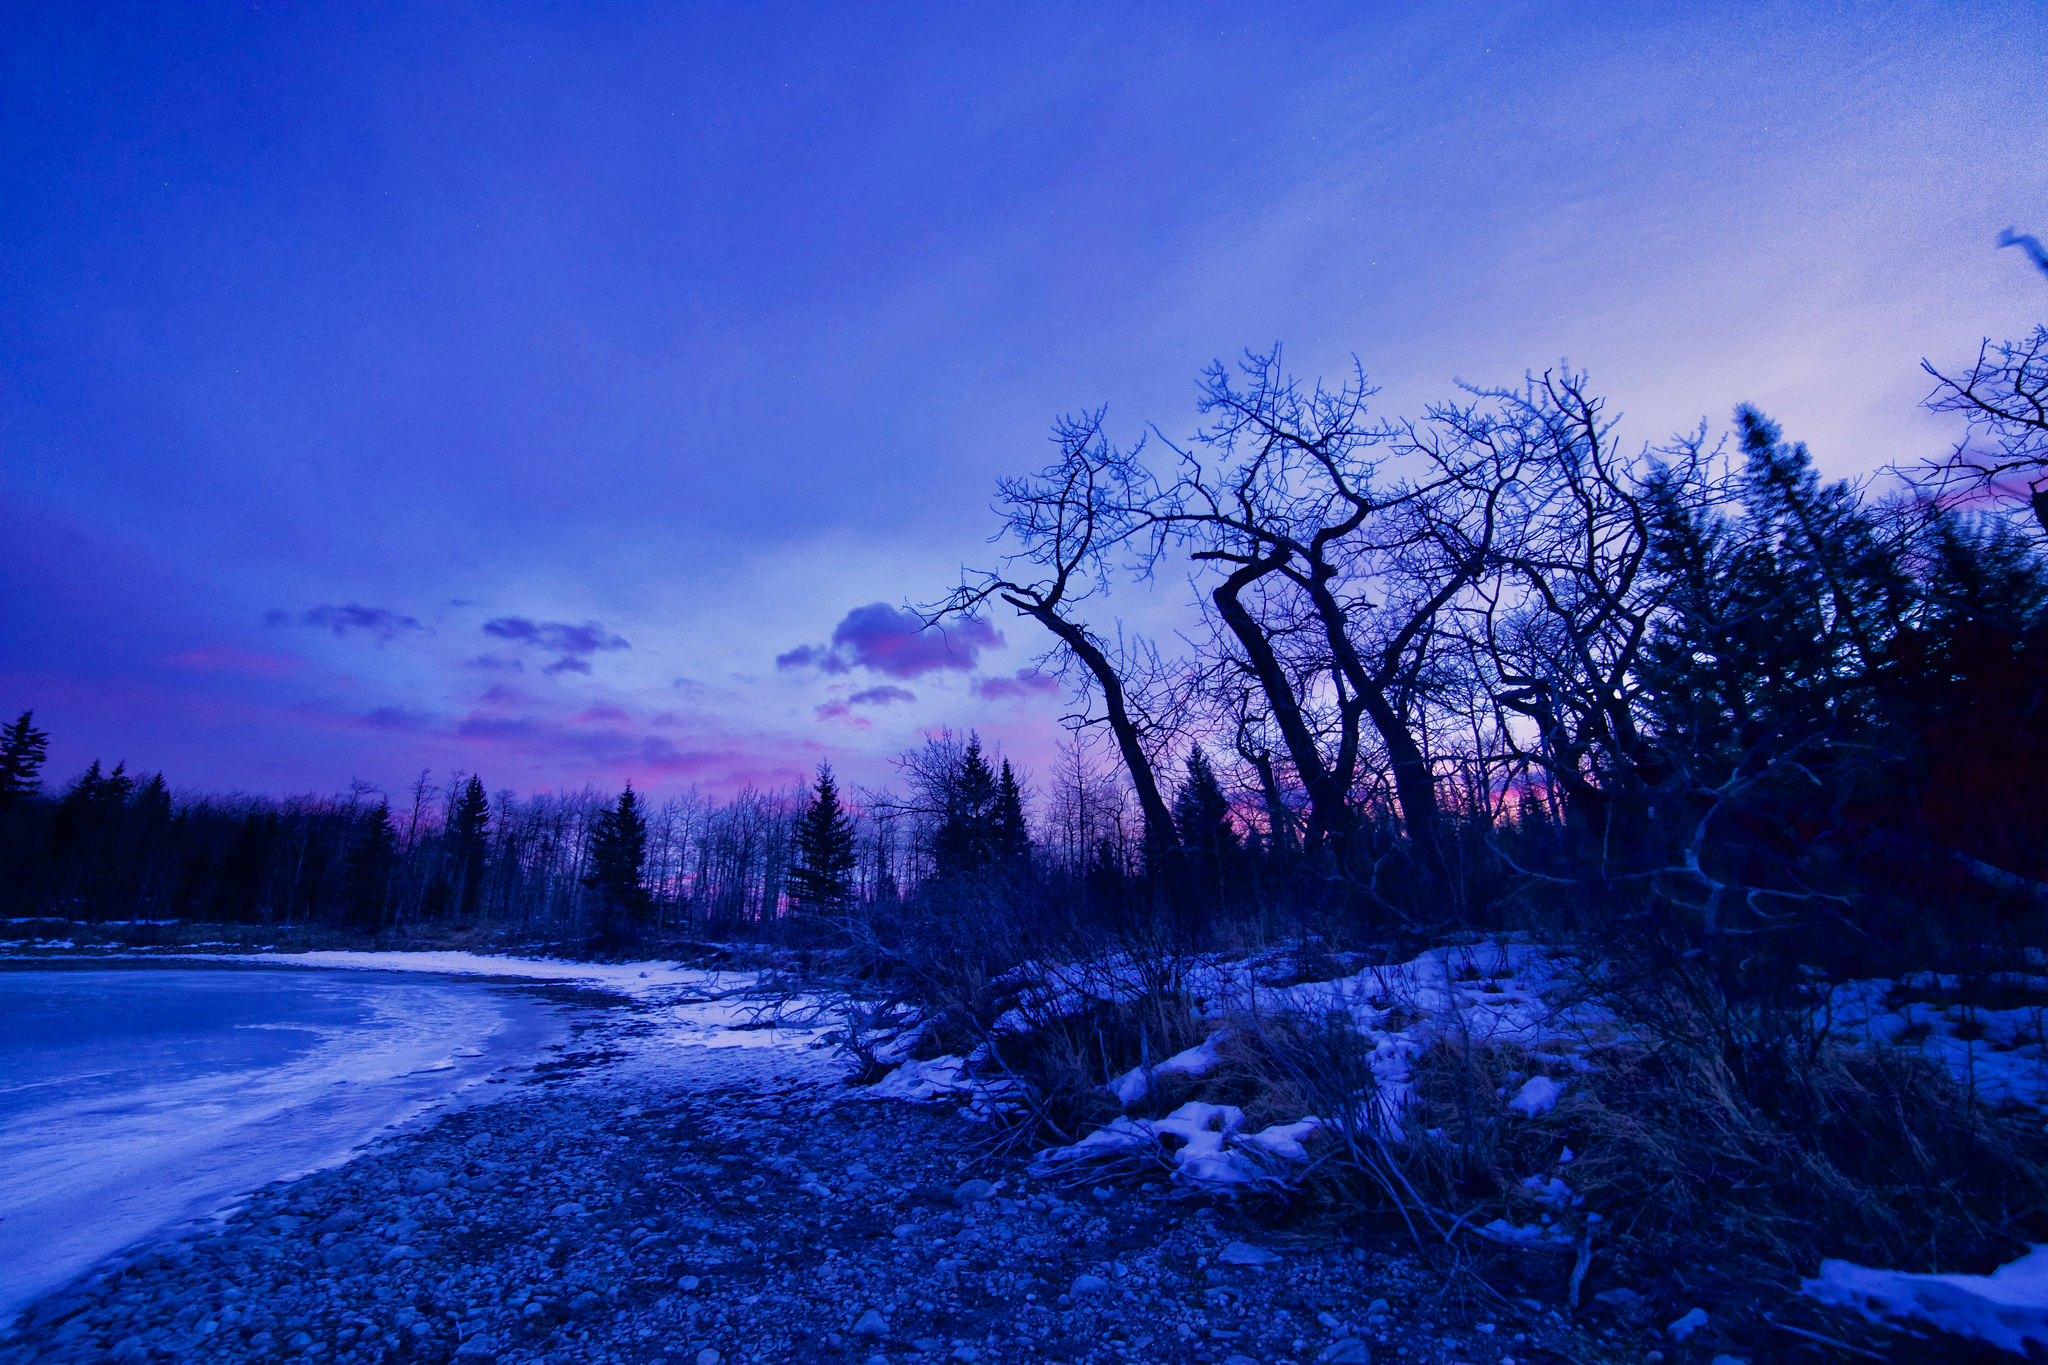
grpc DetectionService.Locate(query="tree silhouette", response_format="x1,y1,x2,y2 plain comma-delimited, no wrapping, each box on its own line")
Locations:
448,775,491,917
933,735,1000,878
0,711,49,810
788,763,857,908
995,759,1031,863
583,784,651,923
343,802,397,929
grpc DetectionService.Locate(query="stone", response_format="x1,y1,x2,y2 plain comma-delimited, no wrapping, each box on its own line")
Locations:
1070,1273,1111,1297
952,1179,995,1206
1593,1287,1639,1308
853,1308,889,1338
1218,1241,1280,1267
1667,1307,1708,1342
696,1351,721,1365
570,1290,603,1314
1364,1298,1390,1316
1320,1341,1373,1365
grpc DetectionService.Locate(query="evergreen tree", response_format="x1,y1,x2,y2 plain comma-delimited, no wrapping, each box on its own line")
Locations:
343,802,397,929
584,784,651,921
133,772,172,825
933,734,1000,877
0,711,50,809
448,775,491,918
788,763,857,908
994,759,1031,863
1173,747,1238,858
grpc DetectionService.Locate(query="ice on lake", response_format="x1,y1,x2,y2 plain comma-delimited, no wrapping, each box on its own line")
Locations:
0,966,569,1319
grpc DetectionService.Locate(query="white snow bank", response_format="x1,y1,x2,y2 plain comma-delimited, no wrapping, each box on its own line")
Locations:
1803,1244,2048,1357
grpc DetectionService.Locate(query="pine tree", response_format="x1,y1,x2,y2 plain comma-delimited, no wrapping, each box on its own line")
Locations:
0,711,50,810
448,775,491,918
933,734,1000,878
788,763,857,908
133,772,172,825
994,759,1031,862
100,761,135,807
343,802,397,929
1173,747,1239,859
584,784,651,921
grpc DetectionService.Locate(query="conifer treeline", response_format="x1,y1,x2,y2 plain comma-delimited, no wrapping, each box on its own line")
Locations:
0,717,1154,936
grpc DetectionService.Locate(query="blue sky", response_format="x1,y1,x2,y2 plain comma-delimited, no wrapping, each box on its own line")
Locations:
3,2,2044,798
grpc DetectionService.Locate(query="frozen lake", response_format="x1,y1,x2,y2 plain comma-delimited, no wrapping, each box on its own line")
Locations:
0,965,571,1320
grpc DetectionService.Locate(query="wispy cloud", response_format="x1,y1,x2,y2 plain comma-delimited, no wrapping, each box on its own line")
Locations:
273,604,430,642
483,617,631,654
482,616,630,677
974,668,1062,701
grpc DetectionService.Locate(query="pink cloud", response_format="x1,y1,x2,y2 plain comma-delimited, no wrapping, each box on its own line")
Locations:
779,603,1002,679
165,647,304,678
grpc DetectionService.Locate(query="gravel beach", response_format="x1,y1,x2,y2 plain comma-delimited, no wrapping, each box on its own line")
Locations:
0,987,1885,1365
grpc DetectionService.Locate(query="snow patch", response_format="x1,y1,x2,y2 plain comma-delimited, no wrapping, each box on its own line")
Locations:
1507,1075,1564,1117
1803,1244,2048,1357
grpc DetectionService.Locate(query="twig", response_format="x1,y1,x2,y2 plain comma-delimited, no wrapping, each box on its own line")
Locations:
1762,1313,1891,1361
1565,1234,1592,1310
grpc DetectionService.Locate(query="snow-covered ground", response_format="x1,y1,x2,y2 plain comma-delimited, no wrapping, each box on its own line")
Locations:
205,950,844,1068
0,967,568,1319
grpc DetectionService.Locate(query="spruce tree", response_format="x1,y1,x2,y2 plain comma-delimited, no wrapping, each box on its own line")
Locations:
0,711,50,810
584,784,651,921
343,802,397,929
994,759,1031,862
788,763,857,908
448,775,491,918
933,734,1000,877
133,772,172,825
1173,747,1239,858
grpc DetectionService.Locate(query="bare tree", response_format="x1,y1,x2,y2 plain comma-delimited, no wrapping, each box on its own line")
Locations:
1914,230,2048,531
935,411,1180,859
1144,350,1517,881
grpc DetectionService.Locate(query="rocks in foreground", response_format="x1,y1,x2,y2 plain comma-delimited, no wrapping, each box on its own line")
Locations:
0,1050,1587,1365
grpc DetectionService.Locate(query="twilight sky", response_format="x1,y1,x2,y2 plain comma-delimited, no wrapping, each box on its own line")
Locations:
3,3,2044,800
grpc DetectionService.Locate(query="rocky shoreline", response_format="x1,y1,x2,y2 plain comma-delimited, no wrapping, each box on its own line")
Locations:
0,991,1924,1365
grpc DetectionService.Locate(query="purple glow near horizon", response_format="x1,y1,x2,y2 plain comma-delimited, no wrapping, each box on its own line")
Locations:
2,4,2044,801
